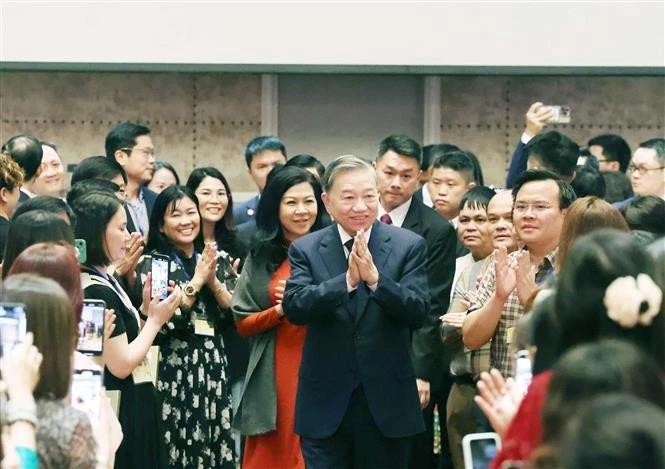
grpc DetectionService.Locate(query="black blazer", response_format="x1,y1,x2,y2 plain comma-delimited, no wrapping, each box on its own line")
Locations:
283,221,429,439
402,198,457,390
125,186,158,235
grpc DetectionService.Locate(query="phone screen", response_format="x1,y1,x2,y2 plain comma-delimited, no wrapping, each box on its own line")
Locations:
0,303,27,357
470,437,498,469
151,256,169,300
71,369,102,419
77,300,105,355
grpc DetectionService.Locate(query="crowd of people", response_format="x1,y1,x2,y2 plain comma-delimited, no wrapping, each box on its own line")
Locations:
0,100,663,469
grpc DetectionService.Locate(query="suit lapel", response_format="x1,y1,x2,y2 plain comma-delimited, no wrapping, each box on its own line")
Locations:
402,197,421,232
318,225,347,279
318,225,356,320
355,221,392,324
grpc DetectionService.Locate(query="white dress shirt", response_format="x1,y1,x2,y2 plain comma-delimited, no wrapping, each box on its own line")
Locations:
377,197,412,228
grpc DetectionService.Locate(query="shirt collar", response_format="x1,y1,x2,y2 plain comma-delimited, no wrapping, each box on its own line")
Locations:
421,184,433,207
20,187,35,198
450,216,459,229
377,197,412,228
126,186,145,206
337,224,372,252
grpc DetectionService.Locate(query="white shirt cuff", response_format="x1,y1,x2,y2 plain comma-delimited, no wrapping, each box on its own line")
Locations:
521,131,534,144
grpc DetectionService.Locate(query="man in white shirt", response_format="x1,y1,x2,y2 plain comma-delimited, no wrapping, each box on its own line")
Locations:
374,135,457,469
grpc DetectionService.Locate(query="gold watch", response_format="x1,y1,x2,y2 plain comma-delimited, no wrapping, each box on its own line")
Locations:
183,283,198,297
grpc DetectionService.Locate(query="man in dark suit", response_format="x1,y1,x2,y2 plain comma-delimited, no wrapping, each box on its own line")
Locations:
233,136,287,225
105,121,158,236
374,135,457,468
283,155,429,467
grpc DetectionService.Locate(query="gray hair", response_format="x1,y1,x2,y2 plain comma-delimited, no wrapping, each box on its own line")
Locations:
322,154,375,192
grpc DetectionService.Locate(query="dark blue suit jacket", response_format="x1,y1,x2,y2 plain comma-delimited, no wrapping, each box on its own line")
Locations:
233,194,259,225
283,221,429,439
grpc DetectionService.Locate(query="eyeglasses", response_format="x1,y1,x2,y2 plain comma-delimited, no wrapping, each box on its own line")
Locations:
513,203,553,214
120,147,155,157
627,164,665,175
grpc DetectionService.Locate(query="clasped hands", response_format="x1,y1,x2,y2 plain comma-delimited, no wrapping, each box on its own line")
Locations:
347,229,379,288
494,246,538,307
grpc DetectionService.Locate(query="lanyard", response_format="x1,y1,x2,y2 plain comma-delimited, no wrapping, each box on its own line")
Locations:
170,251,201,281
82,266,141,325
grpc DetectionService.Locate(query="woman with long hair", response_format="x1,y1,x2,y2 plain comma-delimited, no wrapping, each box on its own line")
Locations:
72,191,181,468
1,274,96,468
186,167,249,415
136,184,237,468
232,166,324,469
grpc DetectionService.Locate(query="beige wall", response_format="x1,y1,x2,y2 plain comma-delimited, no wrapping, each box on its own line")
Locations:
0,71,261,192
439,76,665,186
1,72,663,192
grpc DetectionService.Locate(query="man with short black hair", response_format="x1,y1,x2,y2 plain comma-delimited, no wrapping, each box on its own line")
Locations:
463,170,576,377
286,153,326,180
233,136,287,224
105,121,157,236
374,134,457,468
2,134,43,204
427,151,479,225
587,133,631,173
526,131,579,182
629,138,665,200
415,143,461,207
506,102,579,187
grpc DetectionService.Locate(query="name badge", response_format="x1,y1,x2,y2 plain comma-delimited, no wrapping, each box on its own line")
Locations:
506,326,515,345
132,345,159,385
194,314,215,337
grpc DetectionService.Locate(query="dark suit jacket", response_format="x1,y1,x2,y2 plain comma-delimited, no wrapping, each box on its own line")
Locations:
402,198,456,390
233,194,259,225
17,189,30,206
125,186,158,235
505,140,528,188
283,221,429,439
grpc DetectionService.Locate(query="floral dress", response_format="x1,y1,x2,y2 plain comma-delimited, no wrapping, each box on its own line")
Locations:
136,249,238,468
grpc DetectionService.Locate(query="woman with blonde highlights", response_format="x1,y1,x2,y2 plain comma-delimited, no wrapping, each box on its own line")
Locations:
556,196,628,270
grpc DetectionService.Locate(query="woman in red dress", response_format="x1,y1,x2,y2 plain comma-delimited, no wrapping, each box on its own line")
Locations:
231,166,326,468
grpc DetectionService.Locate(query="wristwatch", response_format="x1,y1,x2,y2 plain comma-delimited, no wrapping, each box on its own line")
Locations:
183,283,198,297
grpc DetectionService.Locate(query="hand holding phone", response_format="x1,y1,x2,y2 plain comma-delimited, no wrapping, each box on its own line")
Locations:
71,369,103,420
0,332,42,400
151,254,170,301
0,303,27,357
77,300,106,356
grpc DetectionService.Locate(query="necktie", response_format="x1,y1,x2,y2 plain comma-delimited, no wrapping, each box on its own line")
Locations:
344,239,354,257
380,213,393,225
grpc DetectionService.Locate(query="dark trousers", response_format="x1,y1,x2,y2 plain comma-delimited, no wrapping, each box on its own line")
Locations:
408,373,455,469
301,386,412,469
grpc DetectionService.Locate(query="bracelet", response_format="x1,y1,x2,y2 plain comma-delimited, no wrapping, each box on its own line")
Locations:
5,399,38,427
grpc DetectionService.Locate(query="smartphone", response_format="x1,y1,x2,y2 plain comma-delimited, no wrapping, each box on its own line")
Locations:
76,299,105,356
151,254,170,300
0,303,27,357
462,432,501,469
74,239,87,264
545,105,571,124
71,369,103,420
